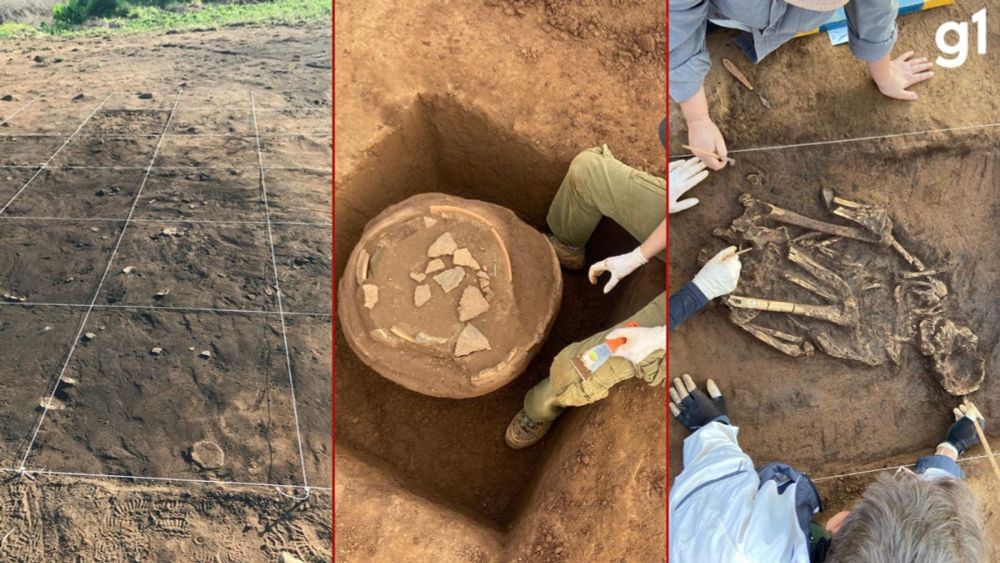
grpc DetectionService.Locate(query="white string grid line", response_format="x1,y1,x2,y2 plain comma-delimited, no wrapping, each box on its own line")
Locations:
0,133,331,139
0,94,112,215
251,91,312,498
0,468,330,494
0,164,331,172
16,91,184,472
0,215,331,227
811,448,1000,483
0,301,332,318
669,120,1000,160
7,106,329,113
0,94,42,128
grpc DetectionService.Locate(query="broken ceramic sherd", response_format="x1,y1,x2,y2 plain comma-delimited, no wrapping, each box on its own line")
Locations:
428,232,458,257
433,267,465,293
453,248,481,269
455,324,491,357
458,286,490,322
414,284,431,307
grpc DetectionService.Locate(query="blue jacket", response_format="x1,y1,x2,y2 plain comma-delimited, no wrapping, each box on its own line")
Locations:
670,0,899,102
669,281,709,331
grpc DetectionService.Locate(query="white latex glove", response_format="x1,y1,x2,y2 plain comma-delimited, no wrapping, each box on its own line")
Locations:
607,325,666,364
669,157,709,214
692,246,742,300
588,247,647,294
687,117,728,170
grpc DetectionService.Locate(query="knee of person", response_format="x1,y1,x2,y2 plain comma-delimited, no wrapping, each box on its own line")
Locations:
566,148,604,188
826,473,985,562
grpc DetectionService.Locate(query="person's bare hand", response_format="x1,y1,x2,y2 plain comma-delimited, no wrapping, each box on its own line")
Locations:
686,118,728,170
870,51,934,101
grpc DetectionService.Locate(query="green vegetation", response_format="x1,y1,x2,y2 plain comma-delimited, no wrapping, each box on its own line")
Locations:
0,22,39,38
0,0,329,38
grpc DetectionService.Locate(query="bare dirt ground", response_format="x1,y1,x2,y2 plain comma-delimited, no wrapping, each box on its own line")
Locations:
336,0,665,561
668,0,1000,553
0,20,332,562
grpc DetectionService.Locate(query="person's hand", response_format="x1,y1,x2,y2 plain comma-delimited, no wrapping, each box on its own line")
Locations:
869,51,934,101
692,246,742,300
607,325,665,364
588,247,647,294
938,400,986,458
669,157,709,214
669,374,729,431
687,117,728,170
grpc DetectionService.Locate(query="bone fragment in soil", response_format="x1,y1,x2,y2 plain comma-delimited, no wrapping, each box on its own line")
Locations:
356,249,370,284
2,291,26,302
415,332,448,345
822,188,926,271
39,397,66,411
918,317,985,395
740,193,879,244
362,284,379,309
726,295,855,326
731,316,815,357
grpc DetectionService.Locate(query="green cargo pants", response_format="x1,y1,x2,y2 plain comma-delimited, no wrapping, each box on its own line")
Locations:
524,146,666,423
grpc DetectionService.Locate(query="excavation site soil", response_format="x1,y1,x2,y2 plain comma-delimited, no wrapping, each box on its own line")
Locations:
336,1,666,561
0,17,332,562
669,0,1000,549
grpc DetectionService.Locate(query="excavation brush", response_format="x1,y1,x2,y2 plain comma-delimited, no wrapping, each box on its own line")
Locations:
722,58,771,109
965,399,1000,484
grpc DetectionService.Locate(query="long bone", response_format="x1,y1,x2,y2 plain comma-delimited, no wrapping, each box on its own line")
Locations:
725,296,855,326
821,188,926,271
727,309,815,357
738,193,879,244
728,241,860,326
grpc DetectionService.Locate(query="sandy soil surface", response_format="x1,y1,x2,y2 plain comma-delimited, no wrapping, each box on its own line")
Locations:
668,0,1000,553
336,0,665,561
0,20,332,562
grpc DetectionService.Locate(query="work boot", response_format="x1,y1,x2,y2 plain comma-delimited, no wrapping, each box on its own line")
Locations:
547,234,585,270
505,409,553,449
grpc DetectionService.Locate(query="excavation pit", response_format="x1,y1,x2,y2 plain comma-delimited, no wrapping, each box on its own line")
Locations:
339,193,562,399
335,94,665,545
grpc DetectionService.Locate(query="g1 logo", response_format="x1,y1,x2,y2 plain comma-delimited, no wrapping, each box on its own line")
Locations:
935,8,987,68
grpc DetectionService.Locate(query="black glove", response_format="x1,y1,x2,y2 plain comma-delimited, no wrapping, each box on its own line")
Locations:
669,374,730,431
942,403,986,456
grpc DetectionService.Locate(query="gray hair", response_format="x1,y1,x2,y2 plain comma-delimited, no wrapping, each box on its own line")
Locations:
827,472,986,563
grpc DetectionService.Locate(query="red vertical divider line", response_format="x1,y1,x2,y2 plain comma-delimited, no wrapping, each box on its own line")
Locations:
663,0,670,560
330,2,338,559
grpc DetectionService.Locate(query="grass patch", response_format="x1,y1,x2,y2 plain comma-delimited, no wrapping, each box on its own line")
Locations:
5,0,330,37
0,22,40,38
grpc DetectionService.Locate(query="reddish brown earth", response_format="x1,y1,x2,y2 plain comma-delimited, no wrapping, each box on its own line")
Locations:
668,0,1000,552
336,0,666,561
0,19,332,562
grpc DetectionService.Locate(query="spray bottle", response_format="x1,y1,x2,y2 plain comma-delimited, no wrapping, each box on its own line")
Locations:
570,321,639,380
